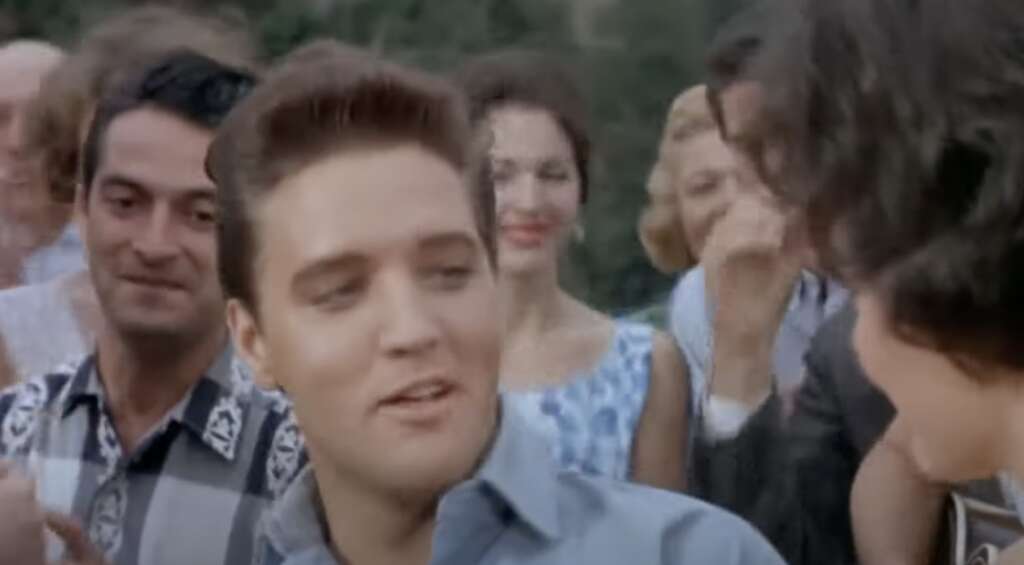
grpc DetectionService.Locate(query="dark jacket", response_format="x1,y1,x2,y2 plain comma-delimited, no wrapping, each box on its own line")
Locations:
691,303,896,565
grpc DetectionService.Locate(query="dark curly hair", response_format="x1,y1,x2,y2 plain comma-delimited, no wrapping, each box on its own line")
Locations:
704,0,791,139
751,0,1024,372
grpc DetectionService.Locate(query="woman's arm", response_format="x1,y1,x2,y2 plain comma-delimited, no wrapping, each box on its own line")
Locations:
631,331,689,492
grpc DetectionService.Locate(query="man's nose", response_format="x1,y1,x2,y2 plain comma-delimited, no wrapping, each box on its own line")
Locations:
132,207,179,264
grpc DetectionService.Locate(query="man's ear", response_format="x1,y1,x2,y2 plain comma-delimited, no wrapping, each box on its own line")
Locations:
226,299,278,390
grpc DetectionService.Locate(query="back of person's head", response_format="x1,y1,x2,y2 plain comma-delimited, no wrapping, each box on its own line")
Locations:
704,0,786,135
454,49,592,203
81,50,256,196
640,85,717,273
753,0,1024,370
207,39,493,315
25,5,260,203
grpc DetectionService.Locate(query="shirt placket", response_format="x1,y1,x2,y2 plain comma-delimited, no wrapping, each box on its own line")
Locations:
87,407,129,561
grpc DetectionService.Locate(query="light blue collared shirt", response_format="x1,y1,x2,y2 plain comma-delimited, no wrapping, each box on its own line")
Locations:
257,397,785,565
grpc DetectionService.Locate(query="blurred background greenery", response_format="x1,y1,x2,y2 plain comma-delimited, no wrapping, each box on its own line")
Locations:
0,0,745,319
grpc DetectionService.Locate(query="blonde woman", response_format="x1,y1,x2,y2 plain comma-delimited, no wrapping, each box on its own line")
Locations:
640,85,740,274
640,85,846,424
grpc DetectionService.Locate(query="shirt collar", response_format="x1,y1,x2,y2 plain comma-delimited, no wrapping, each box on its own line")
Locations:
794,270,849,309
263,466,331,559
264,396,562,560
59,344,252,462
472,396,562,539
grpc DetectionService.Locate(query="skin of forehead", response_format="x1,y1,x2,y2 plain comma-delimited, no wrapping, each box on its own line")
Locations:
0,40,64,90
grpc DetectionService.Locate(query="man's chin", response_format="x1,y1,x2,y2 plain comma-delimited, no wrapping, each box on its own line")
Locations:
110,312,201,343
377,431,492,491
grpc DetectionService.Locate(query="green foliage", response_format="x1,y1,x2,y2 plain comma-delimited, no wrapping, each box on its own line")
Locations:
1,0,742,313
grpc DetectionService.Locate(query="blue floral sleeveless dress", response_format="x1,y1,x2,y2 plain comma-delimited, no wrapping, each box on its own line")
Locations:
503,321,654,481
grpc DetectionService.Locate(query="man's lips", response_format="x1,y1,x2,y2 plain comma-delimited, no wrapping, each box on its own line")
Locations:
378,378,460,425
380,378,456,405
120,274,186,291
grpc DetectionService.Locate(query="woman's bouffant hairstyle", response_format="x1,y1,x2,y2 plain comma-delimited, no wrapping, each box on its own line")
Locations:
24,5,260,203
639,85,718,274
207,40,495,316
752,0,1024,372
454,49,592,204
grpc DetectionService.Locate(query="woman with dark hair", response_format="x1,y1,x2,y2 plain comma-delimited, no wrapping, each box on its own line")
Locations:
749,0,1024,561
455,50,687,491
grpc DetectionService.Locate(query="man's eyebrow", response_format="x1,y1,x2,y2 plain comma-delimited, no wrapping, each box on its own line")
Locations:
291,253,366,292
96,173,146,192
97,172,216,198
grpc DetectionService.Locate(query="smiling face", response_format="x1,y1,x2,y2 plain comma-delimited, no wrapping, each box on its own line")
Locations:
229,142,501,498
487,104,581,275
82,106,224,343
670,129,748,261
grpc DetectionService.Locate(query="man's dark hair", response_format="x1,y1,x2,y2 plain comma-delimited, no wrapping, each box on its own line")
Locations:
207,40,494,317
28,6,260,203
704,0,785,137
752,0,1024,371
454,49,592,204
81,50,256,195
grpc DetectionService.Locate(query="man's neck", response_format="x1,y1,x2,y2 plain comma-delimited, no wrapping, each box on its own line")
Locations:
313,415,499,565
95,324,226,453
316,465,438,565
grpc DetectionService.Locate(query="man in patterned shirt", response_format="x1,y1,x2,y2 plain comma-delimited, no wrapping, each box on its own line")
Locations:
0,51,305,565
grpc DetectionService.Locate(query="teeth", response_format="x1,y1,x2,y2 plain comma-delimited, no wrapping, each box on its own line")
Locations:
402,384,446,401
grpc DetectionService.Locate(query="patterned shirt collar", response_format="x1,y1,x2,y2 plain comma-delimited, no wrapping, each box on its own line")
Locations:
58,344,252,462
263,396,561,562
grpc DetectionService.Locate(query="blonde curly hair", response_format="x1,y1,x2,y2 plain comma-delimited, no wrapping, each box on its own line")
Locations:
639,85,718,274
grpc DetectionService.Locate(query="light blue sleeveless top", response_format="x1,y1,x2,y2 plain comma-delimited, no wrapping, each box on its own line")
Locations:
503,321,654,481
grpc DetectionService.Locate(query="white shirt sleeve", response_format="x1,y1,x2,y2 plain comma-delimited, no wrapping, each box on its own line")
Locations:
700,392,771,442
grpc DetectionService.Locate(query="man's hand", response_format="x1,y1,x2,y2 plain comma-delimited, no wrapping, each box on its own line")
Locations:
47,512,109,565
0,462,109,565
704,194,803,406
0,461,47,565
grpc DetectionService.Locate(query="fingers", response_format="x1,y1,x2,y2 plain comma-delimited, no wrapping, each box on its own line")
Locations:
706,196,789,259
0,474,46,565
45,512,104,565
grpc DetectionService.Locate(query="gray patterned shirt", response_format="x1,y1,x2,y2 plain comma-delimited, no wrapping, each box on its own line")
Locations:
0,346,306,565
